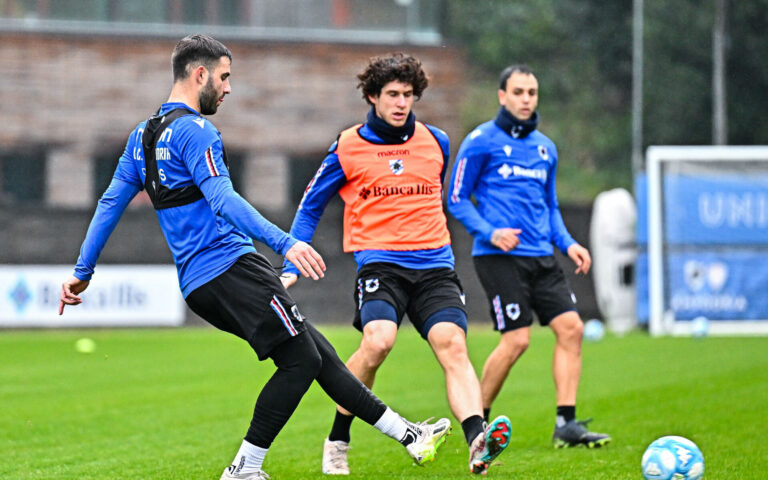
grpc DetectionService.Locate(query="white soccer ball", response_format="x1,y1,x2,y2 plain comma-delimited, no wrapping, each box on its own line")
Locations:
583,319,605,342
691,316,709,338
641,436,705,480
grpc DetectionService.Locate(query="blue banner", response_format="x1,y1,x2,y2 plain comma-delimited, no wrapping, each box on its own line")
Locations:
636,250,768,323
635,172,768,324
665,250,768,321
663,173,768,245
635,252,649,324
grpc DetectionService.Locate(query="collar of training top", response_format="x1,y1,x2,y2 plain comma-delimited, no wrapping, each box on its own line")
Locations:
494,106,539,139
366,106,417,144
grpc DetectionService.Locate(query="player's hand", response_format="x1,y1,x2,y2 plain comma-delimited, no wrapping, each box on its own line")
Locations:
280,273,298,288
567,243,592,275
59,275,90,315
490,228,522,252
285,241,326,281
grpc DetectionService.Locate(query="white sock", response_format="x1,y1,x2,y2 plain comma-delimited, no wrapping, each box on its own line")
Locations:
374,407,414,444
228,439,268,475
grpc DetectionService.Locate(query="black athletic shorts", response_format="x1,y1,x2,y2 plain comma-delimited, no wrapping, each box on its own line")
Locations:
352,262,467,337
473,254,577,332
185,252,306,360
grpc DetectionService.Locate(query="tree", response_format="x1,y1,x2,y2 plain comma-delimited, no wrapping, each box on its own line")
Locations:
444,0,768,202
445,0,634,202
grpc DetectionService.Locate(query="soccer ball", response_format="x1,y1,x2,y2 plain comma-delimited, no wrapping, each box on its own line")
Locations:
641,436,704,479
583,318,605,342
691,316,709,338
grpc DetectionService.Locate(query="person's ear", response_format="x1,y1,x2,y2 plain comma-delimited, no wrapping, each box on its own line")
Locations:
194,65,208,85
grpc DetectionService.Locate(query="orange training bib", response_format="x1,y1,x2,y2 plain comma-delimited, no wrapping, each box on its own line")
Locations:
336,122,451,252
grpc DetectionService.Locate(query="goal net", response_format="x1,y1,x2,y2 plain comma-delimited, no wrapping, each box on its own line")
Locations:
643,146,768,335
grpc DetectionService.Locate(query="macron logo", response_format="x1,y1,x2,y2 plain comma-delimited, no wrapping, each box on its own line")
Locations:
193,118,205,128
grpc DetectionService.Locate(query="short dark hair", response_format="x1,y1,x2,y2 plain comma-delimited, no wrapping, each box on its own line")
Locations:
499,64,534,90
171,34,232,82
357,53,429,104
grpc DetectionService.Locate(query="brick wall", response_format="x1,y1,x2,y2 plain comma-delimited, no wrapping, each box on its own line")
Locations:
1,32,467,208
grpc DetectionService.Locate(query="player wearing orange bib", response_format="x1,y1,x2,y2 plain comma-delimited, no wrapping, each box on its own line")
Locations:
281,53,511,475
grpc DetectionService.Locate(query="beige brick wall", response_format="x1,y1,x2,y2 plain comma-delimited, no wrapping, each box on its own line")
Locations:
1,33,467,208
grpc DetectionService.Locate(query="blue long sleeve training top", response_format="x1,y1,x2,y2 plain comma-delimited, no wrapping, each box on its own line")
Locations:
284,121,455,275
74,102,297,297
447,119,575,257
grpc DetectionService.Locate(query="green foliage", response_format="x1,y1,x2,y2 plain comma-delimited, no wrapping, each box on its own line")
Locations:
727,1,768,145
445,0,768,202
446,0,634,202
1,326,767,479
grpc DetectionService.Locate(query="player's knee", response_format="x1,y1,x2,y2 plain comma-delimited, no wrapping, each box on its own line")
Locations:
552,313,584,347
435,332,465,355
428,323,469,360
301,347,323,379
501,330,530,357
573,318,584,340
275,333,323,380
360,335,394,366
509,338,530,358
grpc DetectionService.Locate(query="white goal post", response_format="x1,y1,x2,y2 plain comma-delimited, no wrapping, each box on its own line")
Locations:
646,145,768,336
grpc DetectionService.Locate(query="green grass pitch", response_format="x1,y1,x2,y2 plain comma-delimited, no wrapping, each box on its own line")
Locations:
1,324,766,479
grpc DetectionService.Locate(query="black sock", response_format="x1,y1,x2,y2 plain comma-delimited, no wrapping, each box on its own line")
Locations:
556,405,576,425
483,408,491,423
328,410,355,443
461,415,486,445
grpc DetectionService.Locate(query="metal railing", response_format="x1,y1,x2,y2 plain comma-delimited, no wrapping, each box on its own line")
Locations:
0,0,443,45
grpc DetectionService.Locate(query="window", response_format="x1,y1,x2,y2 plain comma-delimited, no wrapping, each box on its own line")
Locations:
0,146,47,204
92,144,124,200
0,0,443,45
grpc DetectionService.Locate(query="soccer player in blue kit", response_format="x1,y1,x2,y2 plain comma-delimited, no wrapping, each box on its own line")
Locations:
447,65,611,449
58,35,450,479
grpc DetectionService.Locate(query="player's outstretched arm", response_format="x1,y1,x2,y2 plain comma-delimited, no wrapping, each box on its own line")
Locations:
62,177,139,315
59,275,90,315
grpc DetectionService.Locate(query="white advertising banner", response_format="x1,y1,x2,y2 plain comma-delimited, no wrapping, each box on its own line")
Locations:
0,265,185,327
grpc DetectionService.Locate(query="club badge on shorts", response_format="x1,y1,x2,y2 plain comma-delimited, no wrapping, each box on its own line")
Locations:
506,303,521,321
365,278,380,293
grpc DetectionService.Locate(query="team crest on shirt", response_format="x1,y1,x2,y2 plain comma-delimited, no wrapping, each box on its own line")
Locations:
506,303,521,321
538,145,549,160
389,159,404,175
365,278,380,293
